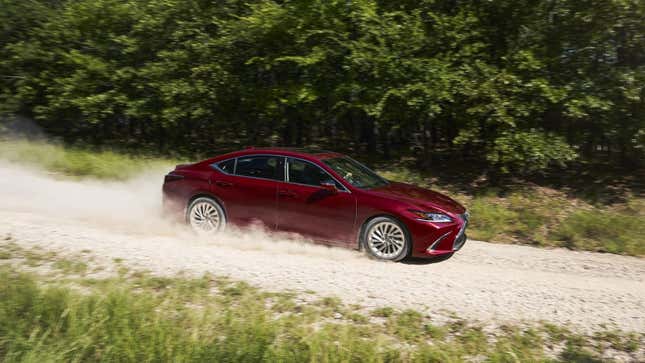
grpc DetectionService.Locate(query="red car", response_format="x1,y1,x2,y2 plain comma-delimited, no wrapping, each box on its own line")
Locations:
162,147,468,261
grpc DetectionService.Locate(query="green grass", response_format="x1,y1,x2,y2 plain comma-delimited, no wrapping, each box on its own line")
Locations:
382,168,645,256
0,249,642,363
0,268,640,362
0,139,177,180
551,209,645,255
52,259,88,275
371,306,395,318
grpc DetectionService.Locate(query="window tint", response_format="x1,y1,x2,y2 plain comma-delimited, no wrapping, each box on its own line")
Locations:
323,157,388,189
288,158,343,189
217,158,236,174
235,155,284,181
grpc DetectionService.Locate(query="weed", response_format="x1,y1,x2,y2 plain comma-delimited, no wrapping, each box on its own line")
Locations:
0,140,177,180
53,259,88,275
551,210,645,255
371,306,395,318
0,263,640,362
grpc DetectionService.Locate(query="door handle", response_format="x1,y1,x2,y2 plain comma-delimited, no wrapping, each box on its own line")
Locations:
215,180,233,187
278,190,297,198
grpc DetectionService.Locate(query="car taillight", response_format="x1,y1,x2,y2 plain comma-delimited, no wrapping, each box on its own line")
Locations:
164,173,184,183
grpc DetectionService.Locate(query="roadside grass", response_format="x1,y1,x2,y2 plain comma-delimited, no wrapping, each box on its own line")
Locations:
52,259,88,275
0,139,177,180
381,168,645,256
0,247,642,362
551,209,645,255
372,306,396,318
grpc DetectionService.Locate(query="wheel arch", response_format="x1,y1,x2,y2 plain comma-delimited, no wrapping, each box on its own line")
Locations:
186,192,228,220
356,213,411,250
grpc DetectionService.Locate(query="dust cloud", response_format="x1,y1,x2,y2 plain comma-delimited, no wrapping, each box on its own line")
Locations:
0,160,364,261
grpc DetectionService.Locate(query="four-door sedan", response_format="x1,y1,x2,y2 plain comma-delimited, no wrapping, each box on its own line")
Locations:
162,147,468,261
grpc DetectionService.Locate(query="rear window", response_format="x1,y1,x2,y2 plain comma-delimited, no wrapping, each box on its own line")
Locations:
235,155,284,181
216,159,236,174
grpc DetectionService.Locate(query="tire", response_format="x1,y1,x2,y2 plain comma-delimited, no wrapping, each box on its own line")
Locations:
362,216,411,262
186,197,226,234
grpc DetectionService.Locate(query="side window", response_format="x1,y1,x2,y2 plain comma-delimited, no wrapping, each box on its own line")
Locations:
216,158,236,174
235,155,284,181
288,158,343,189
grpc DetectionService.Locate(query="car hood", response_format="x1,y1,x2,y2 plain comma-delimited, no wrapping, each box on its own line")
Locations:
369,181,466,214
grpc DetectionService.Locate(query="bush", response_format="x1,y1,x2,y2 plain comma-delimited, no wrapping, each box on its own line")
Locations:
487,130,578,175
551,210,645,255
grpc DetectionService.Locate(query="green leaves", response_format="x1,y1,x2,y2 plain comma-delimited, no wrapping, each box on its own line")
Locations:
0,0,643,170
488,130,578,174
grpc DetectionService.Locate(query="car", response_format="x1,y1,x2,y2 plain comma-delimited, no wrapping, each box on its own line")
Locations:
162,147,468,261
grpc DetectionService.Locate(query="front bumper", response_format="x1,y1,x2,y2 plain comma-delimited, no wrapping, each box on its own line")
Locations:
423,233,467,256
410,212,469,257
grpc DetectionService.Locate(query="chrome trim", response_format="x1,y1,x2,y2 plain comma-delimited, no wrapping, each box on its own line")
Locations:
283,156,288,183
428,231,451,251
415,217,453,223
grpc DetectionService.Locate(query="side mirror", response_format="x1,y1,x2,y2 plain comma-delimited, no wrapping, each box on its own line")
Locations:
320,181,338,193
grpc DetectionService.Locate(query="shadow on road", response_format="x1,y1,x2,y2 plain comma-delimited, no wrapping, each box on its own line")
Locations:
401,253,454,265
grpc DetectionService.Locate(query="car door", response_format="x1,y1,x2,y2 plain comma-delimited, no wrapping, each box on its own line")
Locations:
276,157,356,245
210,154,284,229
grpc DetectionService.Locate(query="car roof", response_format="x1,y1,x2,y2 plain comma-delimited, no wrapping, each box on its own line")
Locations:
199,147,345,165
245,147,344,159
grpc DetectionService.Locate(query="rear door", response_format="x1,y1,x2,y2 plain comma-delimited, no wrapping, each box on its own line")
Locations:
210,155,284,228
276,157,356,245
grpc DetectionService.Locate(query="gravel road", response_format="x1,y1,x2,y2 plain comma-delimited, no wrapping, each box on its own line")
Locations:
1,163,644,333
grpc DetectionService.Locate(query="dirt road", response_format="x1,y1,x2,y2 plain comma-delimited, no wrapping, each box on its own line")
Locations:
1,163,643,333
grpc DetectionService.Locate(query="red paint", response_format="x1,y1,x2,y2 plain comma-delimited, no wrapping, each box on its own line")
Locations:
163,148,468,258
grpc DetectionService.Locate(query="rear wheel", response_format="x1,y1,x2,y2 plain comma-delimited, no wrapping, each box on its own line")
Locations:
187,197,226,234
362,217,411,261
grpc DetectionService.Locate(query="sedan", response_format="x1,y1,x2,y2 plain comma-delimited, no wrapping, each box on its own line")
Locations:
162,147,468,261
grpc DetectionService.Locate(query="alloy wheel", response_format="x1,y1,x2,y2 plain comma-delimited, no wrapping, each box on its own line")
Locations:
367,221,406,259
189,199,223,233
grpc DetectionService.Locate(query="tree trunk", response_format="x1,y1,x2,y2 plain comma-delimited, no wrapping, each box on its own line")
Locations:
421,118,430,168
365,117,377,155
381,125,391,159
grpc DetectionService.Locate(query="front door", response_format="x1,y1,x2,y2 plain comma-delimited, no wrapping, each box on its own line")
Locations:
276,157,356,245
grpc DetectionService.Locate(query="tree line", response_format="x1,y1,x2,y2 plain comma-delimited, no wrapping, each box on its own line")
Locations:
1,0,643,174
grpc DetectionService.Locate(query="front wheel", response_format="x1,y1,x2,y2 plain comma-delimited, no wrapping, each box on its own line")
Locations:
362,217,411,261
187,197,226,234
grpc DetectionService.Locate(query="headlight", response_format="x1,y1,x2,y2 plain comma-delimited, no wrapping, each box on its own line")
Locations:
409,210,453,223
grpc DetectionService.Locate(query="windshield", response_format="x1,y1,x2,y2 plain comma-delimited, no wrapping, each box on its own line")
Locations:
323,157,389,189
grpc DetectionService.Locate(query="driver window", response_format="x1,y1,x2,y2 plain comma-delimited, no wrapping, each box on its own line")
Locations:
287,158,343,189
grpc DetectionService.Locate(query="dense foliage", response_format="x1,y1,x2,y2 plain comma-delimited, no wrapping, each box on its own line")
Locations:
1,0,643,174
